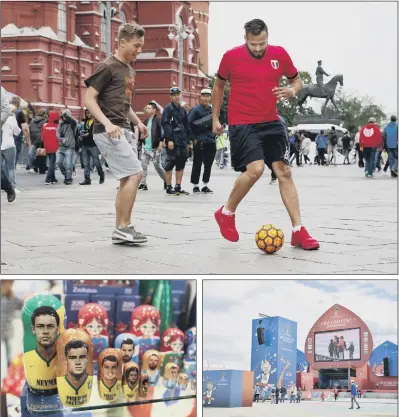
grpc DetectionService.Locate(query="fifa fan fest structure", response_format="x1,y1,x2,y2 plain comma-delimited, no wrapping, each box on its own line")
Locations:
203,304,397,408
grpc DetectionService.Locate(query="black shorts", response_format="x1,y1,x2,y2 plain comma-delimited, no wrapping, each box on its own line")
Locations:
164,146,188,171
229,120,290,172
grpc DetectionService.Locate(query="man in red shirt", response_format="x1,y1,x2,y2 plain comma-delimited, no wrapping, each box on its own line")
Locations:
359,117,383,178
42,110,60,185
212,19,319,250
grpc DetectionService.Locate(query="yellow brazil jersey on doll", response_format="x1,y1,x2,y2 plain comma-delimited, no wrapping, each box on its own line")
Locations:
99,379,122,402
23,349,57,392
123,382,139,401
57,375,93,407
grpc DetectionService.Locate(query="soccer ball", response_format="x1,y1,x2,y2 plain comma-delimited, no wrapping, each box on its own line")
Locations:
255,224,284,254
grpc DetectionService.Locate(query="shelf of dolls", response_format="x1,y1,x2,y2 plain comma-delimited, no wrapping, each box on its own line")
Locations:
20,375,196,415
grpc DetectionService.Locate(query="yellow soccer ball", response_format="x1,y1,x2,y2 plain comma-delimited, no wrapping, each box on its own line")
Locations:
255,224,284,254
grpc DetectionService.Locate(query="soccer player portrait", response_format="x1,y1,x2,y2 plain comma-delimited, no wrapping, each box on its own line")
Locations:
23,306,60,394
98,351,122,402
120,338,135,363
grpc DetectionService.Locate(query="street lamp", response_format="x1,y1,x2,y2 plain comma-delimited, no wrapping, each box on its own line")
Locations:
168,23,195,103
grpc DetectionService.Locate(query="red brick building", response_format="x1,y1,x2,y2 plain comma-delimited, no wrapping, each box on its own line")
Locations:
0,1,210,118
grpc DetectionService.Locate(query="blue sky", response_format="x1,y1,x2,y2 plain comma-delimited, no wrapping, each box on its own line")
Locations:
203,280,398,370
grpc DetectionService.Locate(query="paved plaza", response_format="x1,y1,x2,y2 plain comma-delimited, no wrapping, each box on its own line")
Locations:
203,399,398,417
1,163,397,274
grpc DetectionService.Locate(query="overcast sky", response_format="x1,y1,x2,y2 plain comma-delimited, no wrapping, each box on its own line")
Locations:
208,2,397,114
203,280,398,370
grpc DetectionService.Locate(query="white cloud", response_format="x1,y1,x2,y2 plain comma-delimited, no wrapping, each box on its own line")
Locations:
203,280,397,370
208,2,397,114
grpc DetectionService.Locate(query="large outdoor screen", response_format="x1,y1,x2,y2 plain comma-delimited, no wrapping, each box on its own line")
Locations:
314,328,360,362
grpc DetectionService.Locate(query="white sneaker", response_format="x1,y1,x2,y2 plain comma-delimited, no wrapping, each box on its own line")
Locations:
28,169,35,173
384,171,390,177
14,187,21,194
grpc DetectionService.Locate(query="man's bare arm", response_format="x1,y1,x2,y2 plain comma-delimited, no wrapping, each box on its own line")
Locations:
212,77,226,123
289,75,303,95
84,86,111,127
21,122,30,143
128,107,142,125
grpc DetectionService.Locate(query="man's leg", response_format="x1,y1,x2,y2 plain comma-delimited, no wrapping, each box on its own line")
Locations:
190,141,203,187
225,160,265,212
201,143,217,189
140,150,151,186
175,147,189,194
153,150,166,182
2,148,16,187
64,149,74,181
81,146,91,182
14,140,22,168
272,161,301,227
273,159,319,249
116,173,142,228
56,150,66,178
90,146,104,182
27,144,37,169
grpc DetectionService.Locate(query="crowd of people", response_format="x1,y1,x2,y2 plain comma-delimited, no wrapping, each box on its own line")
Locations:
253,384,303,404
0,85,222,201
286,118,398,180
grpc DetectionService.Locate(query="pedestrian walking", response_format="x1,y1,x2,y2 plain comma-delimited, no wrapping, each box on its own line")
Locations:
290,386,296,403
189,88,216,194
280,385,287,403
275,385,280,404
162,87,191,195
79,109,105,185
296,388,302,403
321,392,325,402
359,117,383,178
315,130,328,165
1,108,20,193
42,111,60,184
342,130,352,164
383,115,398,177
138,102,166,191
56,109,78,185
349,380,361,409
334,387,339,401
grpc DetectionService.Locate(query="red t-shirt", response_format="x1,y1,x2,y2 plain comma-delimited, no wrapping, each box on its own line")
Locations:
217,44,298,125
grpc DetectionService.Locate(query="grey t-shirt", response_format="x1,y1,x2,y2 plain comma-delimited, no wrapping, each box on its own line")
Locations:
84,55,135,134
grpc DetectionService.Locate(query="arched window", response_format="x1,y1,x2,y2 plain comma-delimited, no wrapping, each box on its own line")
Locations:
57,2,67,41
100,3,107,52
119,10,127,24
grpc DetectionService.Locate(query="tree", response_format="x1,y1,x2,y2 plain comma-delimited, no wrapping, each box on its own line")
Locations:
323,92,387,133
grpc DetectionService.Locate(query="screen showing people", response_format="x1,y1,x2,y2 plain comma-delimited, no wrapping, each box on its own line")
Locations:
315,328,360,361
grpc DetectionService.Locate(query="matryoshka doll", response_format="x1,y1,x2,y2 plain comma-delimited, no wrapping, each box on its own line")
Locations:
130,305,160,363
97,348,122,402
183,327,196,391
160,328,185,375
122,362,140,402
78,303,109,361
162,362,180,400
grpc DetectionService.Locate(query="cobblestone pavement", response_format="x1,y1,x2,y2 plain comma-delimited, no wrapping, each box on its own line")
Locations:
1,163,397,274
203,399,398,417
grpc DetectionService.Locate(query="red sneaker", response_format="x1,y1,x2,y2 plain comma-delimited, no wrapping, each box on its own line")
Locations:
291,226,320,250
214,206,239,242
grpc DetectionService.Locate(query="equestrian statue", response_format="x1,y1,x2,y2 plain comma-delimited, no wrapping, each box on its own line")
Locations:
297,60,344,117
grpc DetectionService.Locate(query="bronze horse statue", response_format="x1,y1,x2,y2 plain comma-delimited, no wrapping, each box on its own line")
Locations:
297,74,344,116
